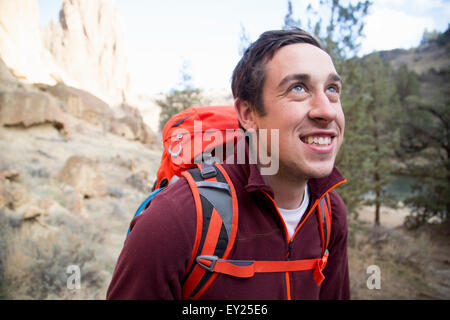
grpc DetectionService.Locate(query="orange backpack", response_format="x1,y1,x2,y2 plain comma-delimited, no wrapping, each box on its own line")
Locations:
127,105,332,300
155,105,242,189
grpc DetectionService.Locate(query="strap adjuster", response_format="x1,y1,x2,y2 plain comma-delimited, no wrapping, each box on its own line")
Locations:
196,255,218,272
200,162,217,179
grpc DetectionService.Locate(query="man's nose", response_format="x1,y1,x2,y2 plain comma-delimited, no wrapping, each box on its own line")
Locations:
308,90,337,123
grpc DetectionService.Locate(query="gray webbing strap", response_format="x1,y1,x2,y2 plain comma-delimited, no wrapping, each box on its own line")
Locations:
196,181,233,238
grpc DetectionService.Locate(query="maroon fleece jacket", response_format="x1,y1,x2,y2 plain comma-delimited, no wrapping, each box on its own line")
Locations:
107,159,349,300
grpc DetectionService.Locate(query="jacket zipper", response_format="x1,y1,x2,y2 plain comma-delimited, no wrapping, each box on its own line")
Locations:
262,191,320,300
287,240,293,259
286,240,293,299
260,178,347,300
261,190,294,300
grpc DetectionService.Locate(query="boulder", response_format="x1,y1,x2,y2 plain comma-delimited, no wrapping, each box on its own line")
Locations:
0,178,29,210
22,205,43,221
57,156,107,198
0,90,68,134
36,83,113,129
125,170,151,193
0,169,20,181
64,192,84,215
110,103,156,145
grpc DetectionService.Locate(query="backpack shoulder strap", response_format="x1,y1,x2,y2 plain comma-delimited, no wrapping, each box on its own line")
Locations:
317,193,332,256
181,162,238,300
126,187,165,237
193,192,334,288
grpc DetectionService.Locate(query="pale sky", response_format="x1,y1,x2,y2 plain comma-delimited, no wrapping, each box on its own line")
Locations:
38,0,449,95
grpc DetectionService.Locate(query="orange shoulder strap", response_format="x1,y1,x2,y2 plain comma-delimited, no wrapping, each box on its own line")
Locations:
317,193,333,256
182,167,334,297
191,192,334,288
181,162,238,300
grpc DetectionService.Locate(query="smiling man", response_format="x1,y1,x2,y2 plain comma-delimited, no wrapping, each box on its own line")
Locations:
235,34,345,212
107,28,349,300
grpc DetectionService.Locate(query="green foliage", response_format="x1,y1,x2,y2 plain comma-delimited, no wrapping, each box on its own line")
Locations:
398,67,450,228
420,29,440,46
420,24,450,47
394,64,420,106
157,61,204,131
337,55,400,220
436,24,450,46
336,58,373,214
283,0,371,62
157,88,203,131
360,54,400,221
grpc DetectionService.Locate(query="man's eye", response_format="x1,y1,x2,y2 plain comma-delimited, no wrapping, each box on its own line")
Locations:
327,85,339,94
291,85,305,93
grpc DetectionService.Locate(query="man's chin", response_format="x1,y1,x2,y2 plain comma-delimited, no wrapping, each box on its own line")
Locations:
277,160,335,182
304,163,335,180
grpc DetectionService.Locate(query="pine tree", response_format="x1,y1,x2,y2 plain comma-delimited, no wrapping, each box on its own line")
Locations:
398,66,450,228
282,0,301,30
337,54,401,224
157,61,204,131
282,0,371,63
359,54,400,225
238,23,252,56
336,57,373,214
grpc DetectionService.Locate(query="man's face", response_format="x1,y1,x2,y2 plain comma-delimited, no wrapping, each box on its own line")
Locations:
252,43,345,180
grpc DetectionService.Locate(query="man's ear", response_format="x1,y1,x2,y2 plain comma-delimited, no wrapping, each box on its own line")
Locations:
234,98,257,131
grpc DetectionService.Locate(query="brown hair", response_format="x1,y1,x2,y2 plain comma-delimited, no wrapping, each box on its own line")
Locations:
231,28,323,116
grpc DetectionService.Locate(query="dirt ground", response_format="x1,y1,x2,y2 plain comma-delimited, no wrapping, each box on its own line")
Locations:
348,205,450,300
356,205,410,228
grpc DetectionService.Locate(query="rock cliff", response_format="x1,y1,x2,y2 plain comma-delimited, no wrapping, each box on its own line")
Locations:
0,0,130,105
0,0,72,86
42,0,130,104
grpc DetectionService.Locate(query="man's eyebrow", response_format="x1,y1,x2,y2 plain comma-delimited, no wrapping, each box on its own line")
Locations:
277,73,310,90
277,73,343,91
328,73,343,85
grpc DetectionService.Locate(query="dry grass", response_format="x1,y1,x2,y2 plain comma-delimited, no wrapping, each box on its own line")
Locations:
1,189,448,300
0,208,113,299
0,120,161,300
348,215,449,300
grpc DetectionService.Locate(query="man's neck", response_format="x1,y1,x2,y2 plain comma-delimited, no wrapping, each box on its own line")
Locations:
261,170,307,210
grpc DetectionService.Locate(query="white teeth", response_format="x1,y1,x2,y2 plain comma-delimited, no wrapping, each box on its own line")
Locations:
303,136,331,146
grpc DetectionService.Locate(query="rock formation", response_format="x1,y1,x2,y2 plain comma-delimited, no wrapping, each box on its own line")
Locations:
42,0,131,104
110,103,156,145
58,156,108,198
0,0,74,87
0,56,69,135
36,82,113,129
0,0,130,105
0,0,160,300
0,90,68,135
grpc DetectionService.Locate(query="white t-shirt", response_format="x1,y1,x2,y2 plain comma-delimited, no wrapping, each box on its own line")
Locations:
278,185,309,240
